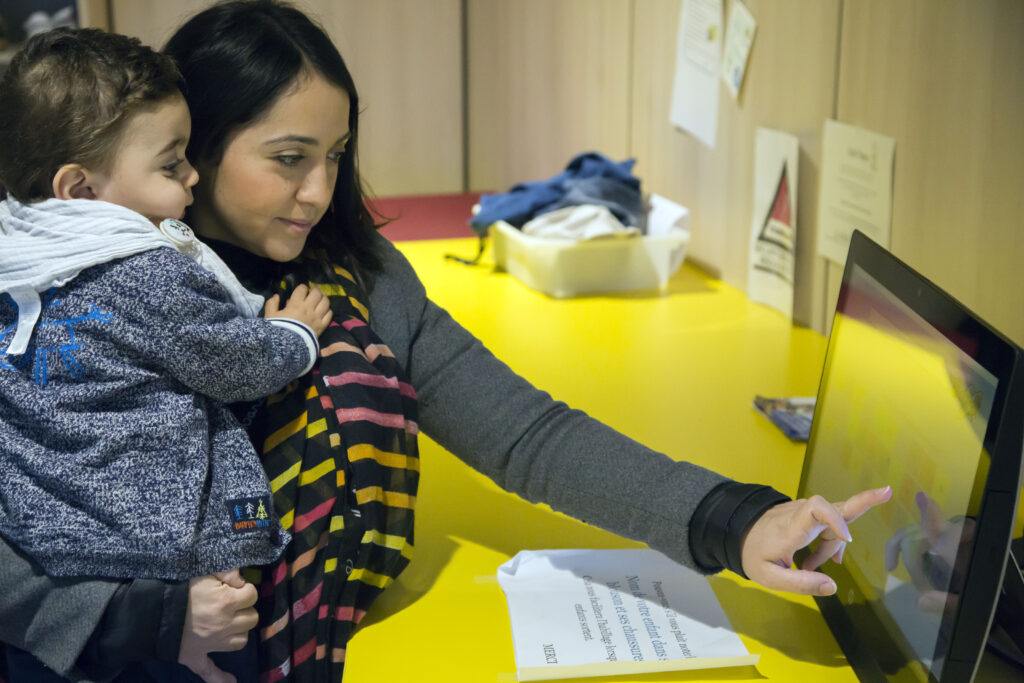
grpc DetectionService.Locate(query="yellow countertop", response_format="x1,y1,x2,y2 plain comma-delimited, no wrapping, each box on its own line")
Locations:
342,237,1019,682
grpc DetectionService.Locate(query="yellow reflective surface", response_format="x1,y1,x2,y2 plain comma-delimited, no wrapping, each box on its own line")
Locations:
342,237,1018,682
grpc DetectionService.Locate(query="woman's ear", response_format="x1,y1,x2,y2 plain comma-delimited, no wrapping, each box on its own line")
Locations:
52,164,99,200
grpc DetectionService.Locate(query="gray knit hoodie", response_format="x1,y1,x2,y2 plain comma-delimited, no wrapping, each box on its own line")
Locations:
0,199,313,579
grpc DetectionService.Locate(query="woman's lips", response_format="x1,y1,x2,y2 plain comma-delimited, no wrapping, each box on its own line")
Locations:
279,218,313,235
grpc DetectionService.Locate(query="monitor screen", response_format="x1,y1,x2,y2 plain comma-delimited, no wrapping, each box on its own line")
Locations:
798,232,1023,683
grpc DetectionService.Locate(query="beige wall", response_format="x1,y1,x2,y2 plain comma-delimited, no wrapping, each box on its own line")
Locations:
630,0,839,331
106,0,463,198
93,1,1023,346
831,0,1024,345
466,0,632,194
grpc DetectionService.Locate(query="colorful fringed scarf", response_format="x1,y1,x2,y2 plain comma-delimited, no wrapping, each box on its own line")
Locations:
234,255,419,683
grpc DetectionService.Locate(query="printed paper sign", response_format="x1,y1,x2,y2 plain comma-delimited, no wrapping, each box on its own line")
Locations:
497,549,757,681
817,119,896,265
670,0,723,148
748,127,799,318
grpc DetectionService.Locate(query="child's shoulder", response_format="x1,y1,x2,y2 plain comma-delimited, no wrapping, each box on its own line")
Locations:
75,247,222,315
95,247,212,290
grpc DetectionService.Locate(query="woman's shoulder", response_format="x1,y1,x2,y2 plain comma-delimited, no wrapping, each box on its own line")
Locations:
367,232,426,303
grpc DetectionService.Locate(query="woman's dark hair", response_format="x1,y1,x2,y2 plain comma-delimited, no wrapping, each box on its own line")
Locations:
163,0,383,277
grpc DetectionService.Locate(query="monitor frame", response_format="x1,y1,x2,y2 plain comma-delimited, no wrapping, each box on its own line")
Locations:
796,230,1024,683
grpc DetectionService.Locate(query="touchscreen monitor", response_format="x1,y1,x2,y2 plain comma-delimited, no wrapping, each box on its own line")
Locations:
797,230,1024,682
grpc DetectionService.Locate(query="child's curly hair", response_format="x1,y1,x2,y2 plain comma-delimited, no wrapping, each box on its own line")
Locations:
0,27,183,202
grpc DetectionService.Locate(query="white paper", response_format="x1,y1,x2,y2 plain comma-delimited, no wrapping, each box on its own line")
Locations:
748,127,799,319
646,194,691,238
720,0,756,101
670,0,723,148
497,549,758,681
816,119,896,265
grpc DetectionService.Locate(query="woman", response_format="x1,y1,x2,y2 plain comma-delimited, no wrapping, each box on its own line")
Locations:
0,2,890,682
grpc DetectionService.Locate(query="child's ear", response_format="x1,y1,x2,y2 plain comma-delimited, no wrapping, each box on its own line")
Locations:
52,164,99,200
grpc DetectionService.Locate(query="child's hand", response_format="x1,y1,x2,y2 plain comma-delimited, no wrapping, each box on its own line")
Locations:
264,284,332,336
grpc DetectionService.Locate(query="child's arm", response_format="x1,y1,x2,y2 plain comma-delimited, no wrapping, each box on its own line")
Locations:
135,256,330,403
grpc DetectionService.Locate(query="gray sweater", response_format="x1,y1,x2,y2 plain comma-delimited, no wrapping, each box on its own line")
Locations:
0,247,310,579
0,235,727,678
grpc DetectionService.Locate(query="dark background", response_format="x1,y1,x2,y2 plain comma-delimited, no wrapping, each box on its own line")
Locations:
0,1,77,43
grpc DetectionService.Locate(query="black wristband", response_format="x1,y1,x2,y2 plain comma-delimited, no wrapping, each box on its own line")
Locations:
690,482,791,578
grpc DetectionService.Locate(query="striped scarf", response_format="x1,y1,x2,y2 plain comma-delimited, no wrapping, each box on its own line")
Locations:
235,256,418,682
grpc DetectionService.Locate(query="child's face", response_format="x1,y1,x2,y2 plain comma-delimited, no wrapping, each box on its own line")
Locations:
92,94,199,224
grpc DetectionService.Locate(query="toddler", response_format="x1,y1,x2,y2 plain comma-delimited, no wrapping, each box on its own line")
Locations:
0,22,327,641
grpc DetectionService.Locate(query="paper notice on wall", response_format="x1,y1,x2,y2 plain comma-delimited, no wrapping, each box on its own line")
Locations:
721,0,756,100
748,127,799,319
817,119,896,265
669,0,723,148
497,549,758,681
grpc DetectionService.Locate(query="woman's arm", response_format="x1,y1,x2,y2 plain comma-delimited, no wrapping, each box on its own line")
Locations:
367,239,730,570
0,533,258,682
0,534,122,679
367,238,891,589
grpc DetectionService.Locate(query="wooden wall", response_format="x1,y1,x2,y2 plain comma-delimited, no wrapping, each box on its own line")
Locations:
87,0,1023,345
465,0,632,194
627,0,840,332
831,0,1023,344
106,0,463,197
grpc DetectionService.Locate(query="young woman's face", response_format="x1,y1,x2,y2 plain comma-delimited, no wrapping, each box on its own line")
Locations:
191,72,351,261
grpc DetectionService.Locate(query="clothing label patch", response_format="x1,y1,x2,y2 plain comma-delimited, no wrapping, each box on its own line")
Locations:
227,495,272,533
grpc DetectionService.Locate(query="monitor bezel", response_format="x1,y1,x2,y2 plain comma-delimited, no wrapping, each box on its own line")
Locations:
797,229,1024,683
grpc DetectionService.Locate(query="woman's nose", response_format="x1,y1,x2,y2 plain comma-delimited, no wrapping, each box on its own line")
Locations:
296,162,333,209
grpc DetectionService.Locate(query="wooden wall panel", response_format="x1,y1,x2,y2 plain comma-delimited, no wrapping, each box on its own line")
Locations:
313,1,463,196
75,0,110,30
109,0,463,197
631,0,839,330
466,0,632,193
835,0,1024,346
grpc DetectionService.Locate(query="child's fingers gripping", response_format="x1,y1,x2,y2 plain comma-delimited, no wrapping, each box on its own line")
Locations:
263,294,281,317
314,292,332,318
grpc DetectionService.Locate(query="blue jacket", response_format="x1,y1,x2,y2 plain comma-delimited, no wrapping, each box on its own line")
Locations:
0,247,311,579
470,152,645,232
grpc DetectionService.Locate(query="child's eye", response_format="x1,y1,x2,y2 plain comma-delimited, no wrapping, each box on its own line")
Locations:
275,154,304,167
162,159,184,173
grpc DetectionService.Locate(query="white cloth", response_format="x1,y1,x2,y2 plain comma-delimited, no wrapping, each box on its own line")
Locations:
0,197,264,355
521,204,640,241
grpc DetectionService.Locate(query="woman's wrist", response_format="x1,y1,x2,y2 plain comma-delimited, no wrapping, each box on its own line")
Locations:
689,481,791,577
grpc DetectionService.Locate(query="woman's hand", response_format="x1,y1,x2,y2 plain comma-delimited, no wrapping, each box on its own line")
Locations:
266,283,333,336
178,569,258,683
740,486,892,595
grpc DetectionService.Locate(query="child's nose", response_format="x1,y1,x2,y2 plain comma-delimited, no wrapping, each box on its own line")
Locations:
182,161,199,188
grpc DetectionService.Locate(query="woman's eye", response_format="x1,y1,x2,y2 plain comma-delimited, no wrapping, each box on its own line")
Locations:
275,154,304,167
327,150,345,164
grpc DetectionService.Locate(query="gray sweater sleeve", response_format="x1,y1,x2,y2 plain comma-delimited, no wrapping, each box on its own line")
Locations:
0,539,119,681
368,238,730,570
